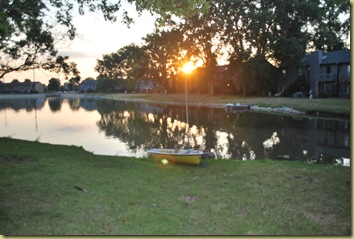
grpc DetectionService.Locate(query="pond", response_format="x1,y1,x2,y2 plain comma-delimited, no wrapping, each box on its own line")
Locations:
0,97,350,165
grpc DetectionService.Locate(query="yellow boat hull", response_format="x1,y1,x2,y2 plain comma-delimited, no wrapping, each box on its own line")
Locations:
147,148,203,165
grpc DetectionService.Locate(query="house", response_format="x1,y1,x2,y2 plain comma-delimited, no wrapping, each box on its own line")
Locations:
135,80,165,93
135,80,154,93
211,65,234,94
278,49,350,97
78,79,98,92
0,81,45,93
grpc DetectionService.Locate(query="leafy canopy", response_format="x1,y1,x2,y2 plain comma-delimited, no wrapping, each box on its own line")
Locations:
0,0,210,79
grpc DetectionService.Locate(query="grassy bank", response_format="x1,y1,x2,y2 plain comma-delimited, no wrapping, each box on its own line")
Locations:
0,137,350,236
101,93,350,117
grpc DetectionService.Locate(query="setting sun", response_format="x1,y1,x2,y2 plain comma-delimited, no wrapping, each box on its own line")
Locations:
182,61,195,74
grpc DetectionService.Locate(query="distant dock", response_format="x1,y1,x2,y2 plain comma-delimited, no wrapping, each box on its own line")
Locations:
45,93,61,97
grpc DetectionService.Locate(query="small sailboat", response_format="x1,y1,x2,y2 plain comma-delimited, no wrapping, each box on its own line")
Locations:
147,148,204,165
147,62,204,165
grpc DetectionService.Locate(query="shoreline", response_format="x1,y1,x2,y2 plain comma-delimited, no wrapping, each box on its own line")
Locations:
0,93,349,119
95,94,350,119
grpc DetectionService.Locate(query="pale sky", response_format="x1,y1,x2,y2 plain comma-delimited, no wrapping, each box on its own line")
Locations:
4,3,157,85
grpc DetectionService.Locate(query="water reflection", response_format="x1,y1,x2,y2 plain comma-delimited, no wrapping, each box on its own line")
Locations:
0,97,350,164
94,99,349,164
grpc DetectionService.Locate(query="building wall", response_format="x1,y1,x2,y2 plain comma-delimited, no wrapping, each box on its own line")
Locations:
309,51,321,97
34,83,44,93
278,50,350,98
338,64,350,97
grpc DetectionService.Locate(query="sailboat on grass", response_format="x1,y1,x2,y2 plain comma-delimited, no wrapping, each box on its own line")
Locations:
147,62,204,165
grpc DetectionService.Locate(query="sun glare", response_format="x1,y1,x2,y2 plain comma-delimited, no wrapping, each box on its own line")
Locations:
182,61,195,74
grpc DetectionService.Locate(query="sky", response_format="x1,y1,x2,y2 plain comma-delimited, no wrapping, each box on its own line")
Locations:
3,3,157,85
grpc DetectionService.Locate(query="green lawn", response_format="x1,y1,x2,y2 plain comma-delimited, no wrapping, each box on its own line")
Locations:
0,137,351,236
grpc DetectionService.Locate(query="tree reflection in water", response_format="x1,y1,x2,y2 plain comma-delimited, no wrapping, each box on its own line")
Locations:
93,99,350,163
0,97,350,164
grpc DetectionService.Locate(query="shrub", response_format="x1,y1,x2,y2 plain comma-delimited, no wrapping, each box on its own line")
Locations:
281,75,307,97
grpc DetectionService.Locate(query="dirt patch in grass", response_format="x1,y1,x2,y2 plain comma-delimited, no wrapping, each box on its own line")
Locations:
0,154,37,166
182,195,199,204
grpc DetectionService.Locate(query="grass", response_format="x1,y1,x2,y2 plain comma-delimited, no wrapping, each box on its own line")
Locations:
0,137,351,236
99,93,351,117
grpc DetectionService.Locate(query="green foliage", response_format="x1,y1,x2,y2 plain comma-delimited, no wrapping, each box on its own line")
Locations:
248,54,277,95
95,44,148,83
142,29,185,89
134,0,210,24
68,76,81,91
47,78,61,92
0,0,209,79
281,75,308,97
96,77,129,93
40,55,81,81
95,29,186,91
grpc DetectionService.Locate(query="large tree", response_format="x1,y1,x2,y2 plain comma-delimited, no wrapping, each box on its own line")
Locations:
0,0,81,78
95,51,126,80
191,0,349,95
142,29,185,90
0,0,210,79
95,44,149,91
172,3,220,94
47,77,61,91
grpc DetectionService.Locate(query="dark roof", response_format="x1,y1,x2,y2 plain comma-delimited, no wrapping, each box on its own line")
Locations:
301,49,350,66
323,49,350,64
1,81,42,87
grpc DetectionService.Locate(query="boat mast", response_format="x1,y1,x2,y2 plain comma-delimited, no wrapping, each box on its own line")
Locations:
183,61,194,151
185,74,190,149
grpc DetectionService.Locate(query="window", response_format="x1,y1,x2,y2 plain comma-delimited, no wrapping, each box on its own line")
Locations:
326,66,331,74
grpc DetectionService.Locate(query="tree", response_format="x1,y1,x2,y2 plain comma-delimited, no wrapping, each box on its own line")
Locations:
248,54,277,95
115,44,150,90
0,0,81,79
171,2,220,94
179,0,350,95
95,45,146,92
47,78,61,92
0,0,210,79
96,76,115,93
142,29,185,90
95,52,126,80
68,76,81,91
95,29,186,92
310,0,350,51
217,0,349,66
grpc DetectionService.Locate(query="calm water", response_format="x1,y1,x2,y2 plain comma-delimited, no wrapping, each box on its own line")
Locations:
0,97,350,164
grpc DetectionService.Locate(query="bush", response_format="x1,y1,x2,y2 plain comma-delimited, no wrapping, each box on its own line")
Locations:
281,75,307,97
